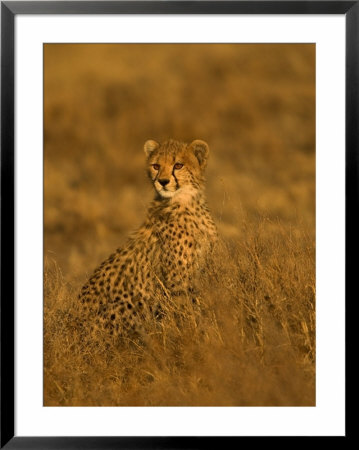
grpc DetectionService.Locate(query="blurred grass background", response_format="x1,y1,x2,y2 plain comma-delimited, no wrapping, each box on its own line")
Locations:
44,44,315,406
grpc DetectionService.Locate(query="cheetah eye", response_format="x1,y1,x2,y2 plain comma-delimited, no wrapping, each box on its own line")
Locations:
152,164,160,171
174,163,183,170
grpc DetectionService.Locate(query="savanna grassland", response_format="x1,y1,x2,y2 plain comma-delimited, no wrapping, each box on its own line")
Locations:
44,44,315,406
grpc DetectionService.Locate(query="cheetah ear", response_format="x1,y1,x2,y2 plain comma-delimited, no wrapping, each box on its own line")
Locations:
189,140,209,168
144,140,159,157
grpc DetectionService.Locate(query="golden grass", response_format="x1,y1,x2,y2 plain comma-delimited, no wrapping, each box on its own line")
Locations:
44,44,315,406
44,222,315,406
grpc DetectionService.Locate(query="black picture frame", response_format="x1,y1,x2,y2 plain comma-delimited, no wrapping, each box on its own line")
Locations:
1,1,354,447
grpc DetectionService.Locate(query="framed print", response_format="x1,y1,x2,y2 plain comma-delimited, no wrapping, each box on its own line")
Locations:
1,0,354,447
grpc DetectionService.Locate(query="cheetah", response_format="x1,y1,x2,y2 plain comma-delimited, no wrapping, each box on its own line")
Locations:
78,139,218,338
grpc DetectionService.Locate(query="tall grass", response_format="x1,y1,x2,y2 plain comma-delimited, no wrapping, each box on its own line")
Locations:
44,218,315,406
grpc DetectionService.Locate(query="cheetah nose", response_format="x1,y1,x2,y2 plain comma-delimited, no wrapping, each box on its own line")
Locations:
159,179,170,187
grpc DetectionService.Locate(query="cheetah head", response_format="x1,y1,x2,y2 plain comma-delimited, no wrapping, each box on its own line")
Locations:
144,139,209,200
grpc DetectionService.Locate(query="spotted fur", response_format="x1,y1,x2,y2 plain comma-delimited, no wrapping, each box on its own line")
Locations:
78,139,217,338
